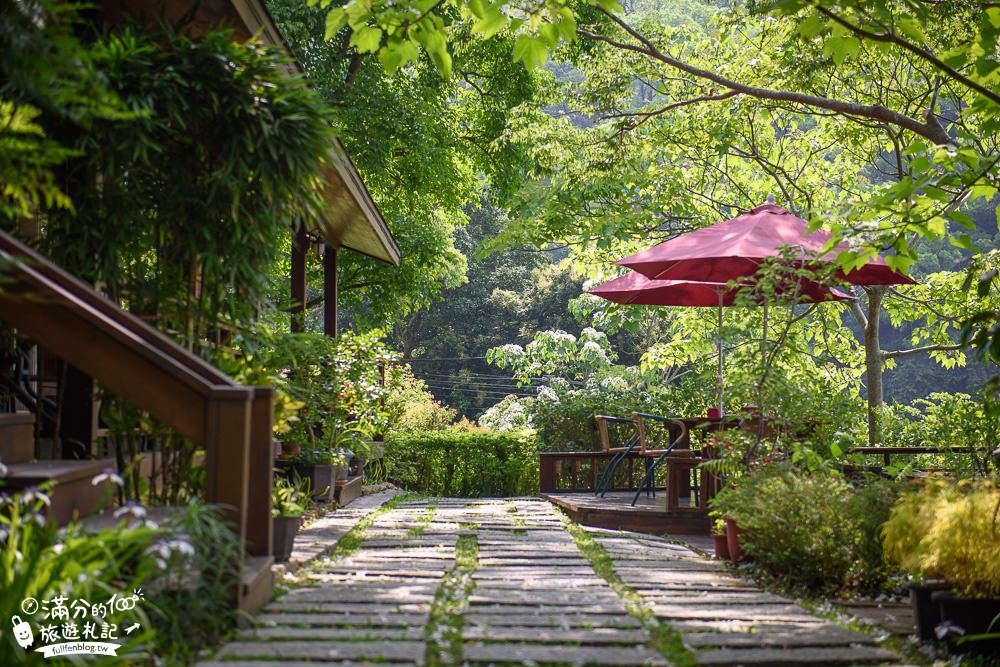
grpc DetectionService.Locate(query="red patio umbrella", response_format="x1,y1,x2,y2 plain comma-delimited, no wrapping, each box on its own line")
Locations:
589,272,853,416
589,271,852,306
616,202,916,286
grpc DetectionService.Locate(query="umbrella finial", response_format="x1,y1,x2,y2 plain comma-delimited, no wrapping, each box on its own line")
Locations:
765,193,776,204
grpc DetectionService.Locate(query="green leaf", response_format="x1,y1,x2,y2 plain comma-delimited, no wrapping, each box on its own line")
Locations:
378,38,419,73
324,8,348,40
885,253,914,273
948,234,978,252
350,25,384,53
987,8,1000,29
468,0,487,19
969,185,997,204
428,44,453,78
513,34,548,68
472,2,507,39
896,16,926,44
797,15,825,38
823,35,860,65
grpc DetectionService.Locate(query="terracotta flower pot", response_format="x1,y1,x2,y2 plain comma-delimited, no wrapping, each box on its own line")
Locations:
707,407,722,420
725,516,746,562
713,533,731,560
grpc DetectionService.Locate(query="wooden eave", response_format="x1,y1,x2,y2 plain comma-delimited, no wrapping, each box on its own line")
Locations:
316,138,401,266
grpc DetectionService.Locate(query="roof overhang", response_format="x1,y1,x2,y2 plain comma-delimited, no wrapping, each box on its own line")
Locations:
236,1,400,265
314,138,401,266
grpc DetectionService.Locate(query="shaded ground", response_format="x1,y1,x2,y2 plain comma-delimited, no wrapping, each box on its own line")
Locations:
200,497,906,666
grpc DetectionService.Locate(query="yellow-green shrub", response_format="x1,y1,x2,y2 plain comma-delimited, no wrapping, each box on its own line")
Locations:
883,480,1000,597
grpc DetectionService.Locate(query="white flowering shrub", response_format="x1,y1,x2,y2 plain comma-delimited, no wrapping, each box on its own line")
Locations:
486,328,616,385
478,396,535,432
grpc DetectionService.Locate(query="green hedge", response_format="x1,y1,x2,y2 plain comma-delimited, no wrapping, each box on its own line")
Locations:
384,430,539,496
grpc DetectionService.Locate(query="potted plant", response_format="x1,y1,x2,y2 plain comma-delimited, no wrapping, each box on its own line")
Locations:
272,475,312,563
264,332,391,499
883,479,1000,653
711,518,730,560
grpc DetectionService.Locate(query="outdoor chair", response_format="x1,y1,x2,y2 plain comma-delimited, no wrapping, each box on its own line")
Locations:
593,415,639,497
630,412,690,507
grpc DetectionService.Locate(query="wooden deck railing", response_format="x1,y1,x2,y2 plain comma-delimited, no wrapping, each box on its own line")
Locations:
845,446,978,469
0,231,273,608
539,451,666,493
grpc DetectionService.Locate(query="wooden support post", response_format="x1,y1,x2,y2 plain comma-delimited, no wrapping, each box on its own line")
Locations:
246,387,274,557
203,389,253,608
323,245,338,337
291,226,307,333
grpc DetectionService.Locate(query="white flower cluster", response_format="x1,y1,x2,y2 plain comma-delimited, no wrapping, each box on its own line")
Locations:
536,386,560,402
479,397,534,432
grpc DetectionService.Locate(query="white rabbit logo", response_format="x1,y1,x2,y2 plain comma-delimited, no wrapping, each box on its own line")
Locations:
12,615,33,649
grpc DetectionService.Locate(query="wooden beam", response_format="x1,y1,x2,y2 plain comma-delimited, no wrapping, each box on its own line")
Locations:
323,245,338,337
291,225,307,333
0,290,212,442
246,387,274,557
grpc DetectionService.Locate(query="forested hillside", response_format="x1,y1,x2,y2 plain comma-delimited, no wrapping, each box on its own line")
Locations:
331,0,998,418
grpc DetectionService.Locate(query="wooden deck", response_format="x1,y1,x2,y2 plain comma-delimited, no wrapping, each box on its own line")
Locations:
542,491,711,536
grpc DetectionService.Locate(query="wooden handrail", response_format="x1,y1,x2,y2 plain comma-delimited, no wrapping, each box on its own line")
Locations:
846,447,977,454
0,230,275,605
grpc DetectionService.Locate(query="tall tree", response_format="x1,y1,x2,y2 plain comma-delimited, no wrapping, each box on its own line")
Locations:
268,0,548,328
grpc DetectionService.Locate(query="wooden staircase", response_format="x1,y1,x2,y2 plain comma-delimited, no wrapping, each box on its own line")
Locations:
0,231,275,614
0,413,117,524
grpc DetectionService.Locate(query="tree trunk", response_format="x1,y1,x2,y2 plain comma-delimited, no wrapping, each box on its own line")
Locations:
864,286,887,446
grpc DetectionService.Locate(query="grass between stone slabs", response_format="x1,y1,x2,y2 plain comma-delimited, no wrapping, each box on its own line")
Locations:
426,534,479,667
331,492,413,559
559,512,697,667
407,501,439,537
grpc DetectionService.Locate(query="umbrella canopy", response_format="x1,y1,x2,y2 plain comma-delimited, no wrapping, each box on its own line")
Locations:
617,203,915,286
589,271,853,417
589,272,853,306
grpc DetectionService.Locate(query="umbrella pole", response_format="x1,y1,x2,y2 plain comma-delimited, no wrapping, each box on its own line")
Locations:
717,290,724,417
760,304,768,437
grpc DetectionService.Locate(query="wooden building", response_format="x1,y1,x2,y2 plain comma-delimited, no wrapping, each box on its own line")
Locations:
0,0,399,613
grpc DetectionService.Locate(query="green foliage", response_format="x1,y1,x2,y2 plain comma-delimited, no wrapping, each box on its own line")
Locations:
712,464,903,595
268,0,546,328
41,22,334,349
384,364,458,432
272,475,314,517
0,0,130,221
881,391,1000,477
525,370,649,451
234,329,397,463
384,430,539,496
145,500,242,662
0,487,156,664
0,488,239,663
312,0,590,76
883,480,1000,598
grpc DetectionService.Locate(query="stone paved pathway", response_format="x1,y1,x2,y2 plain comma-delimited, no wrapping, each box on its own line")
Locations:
200,497,904,667
283,489,402,572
